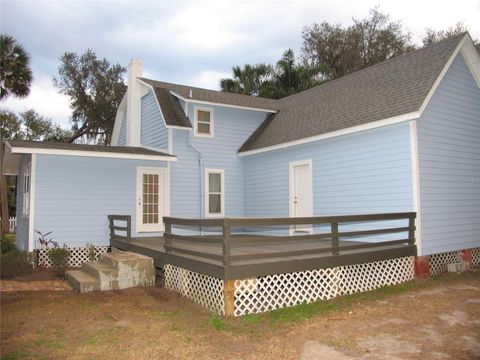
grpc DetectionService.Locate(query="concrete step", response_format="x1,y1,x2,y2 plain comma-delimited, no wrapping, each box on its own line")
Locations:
81,261,119,291
65,270,100,293
100,251,153,269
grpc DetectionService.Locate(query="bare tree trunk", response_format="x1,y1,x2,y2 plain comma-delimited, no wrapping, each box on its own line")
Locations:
0,138,10,237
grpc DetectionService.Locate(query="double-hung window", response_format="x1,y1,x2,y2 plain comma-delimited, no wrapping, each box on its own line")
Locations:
194,107,214,137
205,169,224,217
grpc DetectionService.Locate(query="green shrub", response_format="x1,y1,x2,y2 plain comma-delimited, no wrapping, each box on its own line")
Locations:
1,234,16,254
0,250,33,278
48,247,70,277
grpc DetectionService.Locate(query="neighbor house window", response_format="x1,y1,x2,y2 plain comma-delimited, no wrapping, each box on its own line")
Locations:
23,164,30,215
194,107,214,137
205,169,224,217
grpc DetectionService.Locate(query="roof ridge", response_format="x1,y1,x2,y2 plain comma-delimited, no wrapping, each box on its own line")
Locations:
277,32,467,104
139,77,279,104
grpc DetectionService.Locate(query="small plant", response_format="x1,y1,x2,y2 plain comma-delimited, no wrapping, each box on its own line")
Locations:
34,230,58,249
86,243,96,261
0,250,34,278
48,246,70,277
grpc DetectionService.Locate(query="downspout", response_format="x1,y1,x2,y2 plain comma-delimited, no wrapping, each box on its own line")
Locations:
184,102,205,224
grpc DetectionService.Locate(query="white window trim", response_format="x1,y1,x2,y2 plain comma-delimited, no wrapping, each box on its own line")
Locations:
136,166,168,232
289,159,313,235
194,106,214,138
205,168,225,218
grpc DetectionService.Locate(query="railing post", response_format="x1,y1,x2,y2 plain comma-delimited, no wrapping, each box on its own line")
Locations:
126,216,132,243
223,218,231,266
331,222,339,255
108,216,114,244
408,214,416,245
164,218,171,254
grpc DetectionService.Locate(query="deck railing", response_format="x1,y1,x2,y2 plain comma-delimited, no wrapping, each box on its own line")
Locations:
108,215,132,243
162,212,416,266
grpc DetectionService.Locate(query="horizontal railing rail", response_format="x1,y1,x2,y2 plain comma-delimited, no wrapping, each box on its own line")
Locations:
163,212,416,266
108,215,132,243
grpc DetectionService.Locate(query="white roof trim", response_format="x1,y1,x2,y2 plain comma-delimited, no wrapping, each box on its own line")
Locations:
111,94,127,146
137,79,192,130
169,90,278,114
460,35,480,88
8,144,177,162
239,111,420,157
418,34,468,115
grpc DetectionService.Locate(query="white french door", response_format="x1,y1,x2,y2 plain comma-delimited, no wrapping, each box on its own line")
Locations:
289,160,313,234
136,167,166,232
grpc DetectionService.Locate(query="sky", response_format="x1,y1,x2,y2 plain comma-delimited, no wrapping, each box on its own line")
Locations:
1,0,479,128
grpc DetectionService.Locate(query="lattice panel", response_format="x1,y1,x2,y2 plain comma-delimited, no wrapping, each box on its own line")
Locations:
234,268,339,317
429,251,462,276
471,248,480,267
37,246,109,268
233,257,415,317
338,257,414,295
164,264,225,315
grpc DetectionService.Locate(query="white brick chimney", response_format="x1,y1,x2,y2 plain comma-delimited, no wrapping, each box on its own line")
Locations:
126,59,143,146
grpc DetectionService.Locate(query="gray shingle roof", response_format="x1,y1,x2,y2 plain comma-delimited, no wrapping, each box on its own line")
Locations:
8,140,175,157
239,33,466,152
140,78,278,128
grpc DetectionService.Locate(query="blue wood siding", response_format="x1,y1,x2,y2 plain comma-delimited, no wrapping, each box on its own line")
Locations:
417,53,480,255
170,104,268,218
33,154,167,247
141,91,169,150
118,111,127,146
244,122,414,237
15,154,30,250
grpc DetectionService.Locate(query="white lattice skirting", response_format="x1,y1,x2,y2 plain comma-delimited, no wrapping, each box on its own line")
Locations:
37,246,110,268
429,247,480,276
164,264,225,315
472,248,480,267
164,257,414,317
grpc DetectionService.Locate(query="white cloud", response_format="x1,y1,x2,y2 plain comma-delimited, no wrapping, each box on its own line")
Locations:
193,70,231,90
1,76,71,128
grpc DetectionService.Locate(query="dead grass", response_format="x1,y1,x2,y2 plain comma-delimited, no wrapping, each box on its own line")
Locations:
1,271,479,359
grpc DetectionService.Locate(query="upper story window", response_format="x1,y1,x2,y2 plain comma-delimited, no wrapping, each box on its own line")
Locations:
23,163,30,215
194,107,214,137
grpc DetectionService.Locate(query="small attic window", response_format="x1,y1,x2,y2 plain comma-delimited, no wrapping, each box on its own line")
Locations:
194,107,214,137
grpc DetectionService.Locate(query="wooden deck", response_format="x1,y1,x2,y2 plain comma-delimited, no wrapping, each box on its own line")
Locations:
109,213,417,280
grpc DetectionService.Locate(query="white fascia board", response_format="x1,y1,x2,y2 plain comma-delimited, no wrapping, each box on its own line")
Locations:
460,35,480,88
239,111,420,157
111,94,127,146
9,146,177,162
169,90,278,114
418,34,468,115
137,79,169,129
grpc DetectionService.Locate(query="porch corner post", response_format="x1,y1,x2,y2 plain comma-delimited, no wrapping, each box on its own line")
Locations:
222,218,231,266
224,279,235,317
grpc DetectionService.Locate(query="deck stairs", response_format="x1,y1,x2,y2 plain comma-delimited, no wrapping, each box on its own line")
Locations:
66,251,155,293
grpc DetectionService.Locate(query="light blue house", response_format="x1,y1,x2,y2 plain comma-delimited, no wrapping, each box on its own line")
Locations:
4,33,479,264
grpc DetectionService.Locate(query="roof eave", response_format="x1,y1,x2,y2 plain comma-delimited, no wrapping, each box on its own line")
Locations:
238,111,421,157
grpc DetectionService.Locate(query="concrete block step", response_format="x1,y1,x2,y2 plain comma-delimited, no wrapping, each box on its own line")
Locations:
65,270,100,293
82,261,118,279
100,251,153,269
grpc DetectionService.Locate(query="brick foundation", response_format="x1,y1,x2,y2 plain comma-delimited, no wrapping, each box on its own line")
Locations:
414,256,430,278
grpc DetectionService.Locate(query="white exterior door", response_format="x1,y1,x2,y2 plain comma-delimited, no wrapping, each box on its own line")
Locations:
290,160,313,233
136,167,166,232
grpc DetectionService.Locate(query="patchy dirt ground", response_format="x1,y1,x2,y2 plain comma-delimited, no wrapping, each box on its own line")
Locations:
1,271,479,360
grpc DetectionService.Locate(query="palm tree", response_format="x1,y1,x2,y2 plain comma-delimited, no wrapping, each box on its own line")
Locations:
220,63,272,96
0,34,33,100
